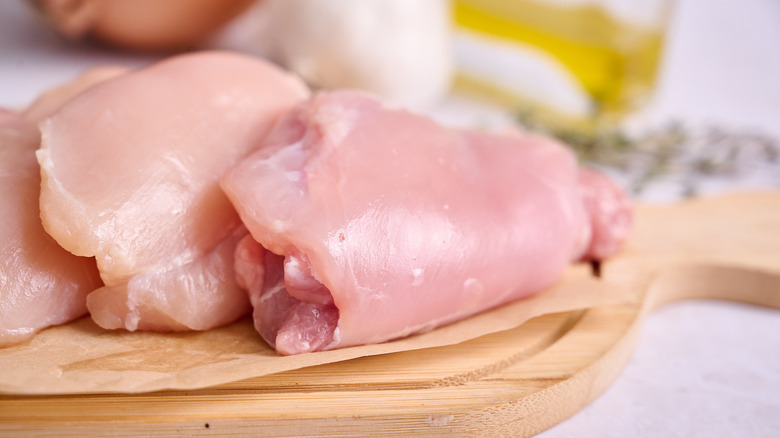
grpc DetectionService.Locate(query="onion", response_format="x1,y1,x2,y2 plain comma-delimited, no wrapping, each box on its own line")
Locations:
29,0,257,52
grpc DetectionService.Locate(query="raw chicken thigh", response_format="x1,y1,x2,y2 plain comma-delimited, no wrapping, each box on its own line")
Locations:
221,91,631,355
38,51,309,332
1,110,102,347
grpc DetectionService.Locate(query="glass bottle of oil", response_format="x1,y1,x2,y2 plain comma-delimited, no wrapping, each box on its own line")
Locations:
452,0,672,127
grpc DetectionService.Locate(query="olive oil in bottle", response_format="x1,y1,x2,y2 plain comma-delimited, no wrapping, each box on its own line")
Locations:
453,0,671,124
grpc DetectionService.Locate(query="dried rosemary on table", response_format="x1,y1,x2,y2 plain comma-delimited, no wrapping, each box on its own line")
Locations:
516,110,780,199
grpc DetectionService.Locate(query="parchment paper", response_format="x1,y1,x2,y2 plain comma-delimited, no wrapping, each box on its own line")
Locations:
0,266,636,395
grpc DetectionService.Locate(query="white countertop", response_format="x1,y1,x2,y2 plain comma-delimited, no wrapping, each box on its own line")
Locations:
1,0,779,436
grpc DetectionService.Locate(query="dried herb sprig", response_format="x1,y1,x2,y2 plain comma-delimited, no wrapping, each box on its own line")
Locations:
516,110,780,197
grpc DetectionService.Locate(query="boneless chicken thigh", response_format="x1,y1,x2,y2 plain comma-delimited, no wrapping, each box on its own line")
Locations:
221,91,631,355
1,111,102,346
37,51,309,332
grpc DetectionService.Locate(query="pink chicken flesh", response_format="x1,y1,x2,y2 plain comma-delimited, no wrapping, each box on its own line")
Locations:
37,51,310,332
221,91,632,355
23,65,130,123
1,110,102,347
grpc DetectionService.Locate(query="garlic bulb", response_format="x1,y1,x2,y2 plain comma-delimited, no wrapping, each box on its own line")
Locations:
256,0,453,108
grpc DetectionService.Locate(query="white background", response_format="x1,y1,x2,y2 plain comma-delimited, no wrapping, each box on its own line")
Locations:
1,0,779,436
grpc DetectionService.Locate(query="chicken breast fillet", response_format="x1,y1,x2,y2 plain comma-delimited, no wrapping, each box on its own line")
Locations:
221,91,631,354
1,110,102,347
23,65,130,123
37,51,309,332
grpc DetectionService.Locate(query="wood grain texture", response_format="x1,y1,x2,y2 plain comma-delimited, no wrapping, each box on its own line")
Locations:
1,191,778,437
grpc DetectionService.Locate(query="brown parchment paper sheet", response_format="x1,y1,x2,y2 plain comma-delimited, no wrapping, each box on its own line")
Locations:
0,266,636,395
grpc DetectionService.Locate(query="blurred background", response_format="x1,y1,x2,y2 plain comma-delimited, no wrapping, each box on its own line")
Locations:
1,1,779,436
1,0,779,203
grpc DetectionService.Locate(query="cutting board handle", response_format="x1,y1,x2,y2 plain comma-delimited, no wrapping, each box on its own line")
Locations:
644,264,780,312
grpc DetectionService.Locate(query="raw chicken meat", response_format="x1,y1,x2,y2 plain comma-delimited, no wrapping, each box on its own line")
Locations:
578,168,633,261
23,65,130,123
0,110,102,347
221,91,631,355
37,51,310,332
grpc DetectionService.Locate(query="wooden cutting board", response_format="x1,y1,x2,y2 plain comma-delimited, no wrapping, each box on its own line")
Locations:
1,191,778,437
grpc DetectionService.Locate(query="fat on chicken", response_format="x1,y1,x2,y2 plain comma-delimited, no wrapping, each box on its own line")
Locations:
0,110,102,347
221,91,632,355
37,51,310,332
